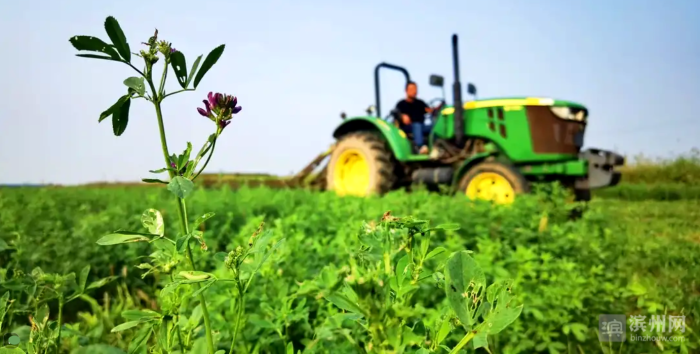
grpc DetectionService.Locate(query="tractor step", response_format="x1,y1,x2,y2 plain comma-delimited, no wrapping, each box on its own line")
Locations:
412,167,454,185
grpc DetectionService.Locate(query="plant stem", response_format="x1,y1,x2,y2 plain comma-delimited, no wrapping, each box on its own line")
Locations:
170,274,186,352
229,286,244,354
192,138,217,181
124,61,146,77
449,331,475,354
163,88,195,99
151,80,216,354
55,298,63,354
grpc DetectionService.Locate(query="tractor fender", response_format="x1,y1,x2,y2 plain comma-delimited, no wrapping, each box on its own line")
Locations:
332,116,414,161
450,151,498,192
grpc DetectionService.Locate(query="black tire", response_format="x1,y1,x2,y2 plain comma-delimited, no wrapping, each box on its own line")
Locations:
325,132,396,196
457,161,529,204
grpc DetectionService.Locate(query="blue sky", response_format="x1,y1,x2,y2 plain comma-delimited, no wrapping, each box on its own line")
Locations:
0,0,698,184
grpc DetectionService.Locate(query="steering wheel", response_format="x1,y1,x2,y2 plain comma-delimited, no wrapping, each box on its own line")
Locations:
428,98,446,119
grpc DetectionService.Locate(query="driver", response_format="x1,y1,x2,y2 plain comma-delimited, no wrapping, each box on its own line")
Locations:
395,81,434,154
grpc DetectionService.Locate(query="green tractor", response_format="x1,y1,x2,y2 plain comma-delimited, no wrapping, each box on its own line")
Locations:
322,34,624,204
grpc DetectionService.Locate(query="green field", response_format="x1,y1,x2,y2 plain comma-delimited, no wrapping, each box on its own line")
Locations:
1,154,699,354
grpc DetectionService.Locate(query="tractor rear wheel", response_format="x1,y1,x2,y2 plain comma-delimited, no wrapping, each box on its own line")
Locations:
325,132,396,196
458,161,529,204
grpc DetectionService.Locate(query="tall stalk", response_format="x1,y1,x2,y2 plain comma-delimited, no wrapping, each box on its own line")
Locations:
151,91,216,353
73,17,240,354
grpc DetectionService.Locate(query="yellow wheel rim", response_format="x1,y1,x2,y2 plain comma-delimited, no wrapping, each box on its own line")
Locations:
465,172,516,204
333,149,370,196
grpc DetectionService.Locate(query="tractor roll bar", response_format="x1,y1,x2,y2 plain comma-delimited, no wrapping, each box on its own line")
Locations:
374,62,411,118
452,34,464,147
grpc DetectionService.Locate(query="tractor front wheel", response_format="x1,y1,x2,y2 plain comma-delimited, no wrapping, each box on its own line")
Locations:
458,161,529,204
325,132,396,196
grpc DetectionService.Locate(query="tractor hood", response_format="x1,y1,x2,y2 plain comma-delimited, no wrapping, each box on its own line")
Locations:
441,97,586,115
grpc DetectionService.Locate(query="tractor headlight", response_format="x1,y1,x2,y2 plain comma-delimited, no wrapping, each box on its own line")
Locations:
550,106,587,122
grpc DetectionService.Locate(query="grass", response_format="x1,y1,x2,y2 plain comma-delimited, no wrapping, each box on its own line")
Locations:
1,184,698,353
617,148,700,185
1,152,698,353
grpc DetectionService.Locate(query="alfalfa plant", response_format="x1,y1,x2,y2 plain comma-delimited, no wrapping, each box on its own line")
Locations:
68,16,271,354
311,212,524,353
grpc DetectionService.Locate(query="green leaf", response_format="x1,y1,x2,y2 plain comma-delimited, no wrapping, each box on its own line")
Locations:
395,254,410,288
170,51,188,89
112,97,131,136
567,323,588,342
425,246,447,261
123,77,145,96
160,282,180,297
177,142,192,170
141,209,165,237
193,44,225,88
486,280,505,304
111,320,141,332
193,212,215,229
127,324,153,354
190,279,216,297
69,35,120,60
141,178,169,184
435,315,452,345
215,351,226,354
96,230,154,245
286,343,294,354
324,293,365,317
78,265,90,293
148,168,168,174
479,280,522,335
104,17,130,62
434,223,460,231
444,251,486,328
472,331,489,349
0,238,8,251
121,309,161,321
67,344,126,354
177,271,214,284
168,176,195,199
175,235,191,253
0,291,10,328
76,54,121,62
86,276,118,290
214,252,227,262
60,324,83,338
99,95,129,122
185,55,203,88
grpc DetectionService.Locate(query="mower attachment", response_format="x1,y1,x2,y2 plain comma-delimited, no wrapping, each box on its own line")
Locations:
575,148,625,190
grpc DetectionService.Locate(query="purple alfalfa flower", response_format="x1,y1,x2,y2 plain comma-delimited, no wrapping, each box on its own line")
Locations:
197,99,213,119
218,94,242,114
207,92,222,111
170,47,176,53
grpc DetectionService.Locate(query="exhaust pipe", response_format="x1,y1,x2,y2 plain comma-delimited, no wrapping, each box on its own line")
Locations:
452,34,464,147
